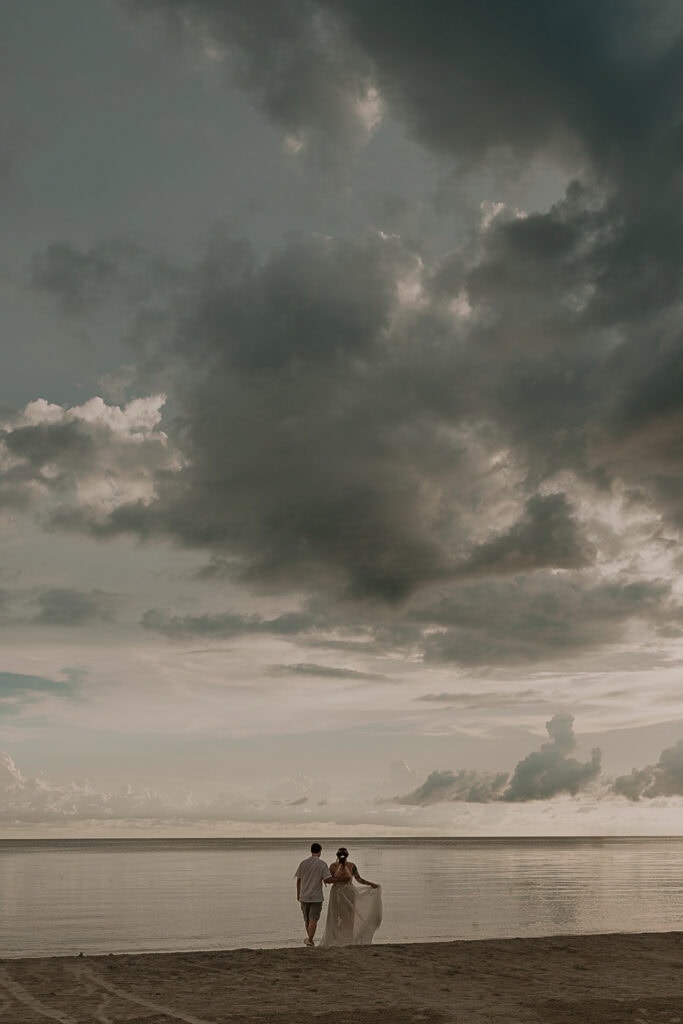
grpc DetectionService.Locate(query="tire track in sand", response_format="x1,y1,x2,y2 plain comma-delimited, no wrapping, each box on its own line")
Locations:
69,963,215,1024
70,970,116,1024
0,966,78,1023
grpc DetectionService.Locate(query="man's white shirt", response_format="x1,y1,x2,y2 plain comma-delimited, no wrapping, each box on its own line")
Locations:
295,855,330,902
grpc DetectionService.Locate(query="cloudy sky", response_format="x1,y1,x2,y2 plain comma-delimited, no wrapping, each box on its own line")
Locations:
3,0,683,837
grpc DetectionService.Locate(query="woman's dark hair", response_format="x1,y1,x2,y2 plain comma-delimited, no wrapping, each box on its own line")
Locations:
336,847,348,865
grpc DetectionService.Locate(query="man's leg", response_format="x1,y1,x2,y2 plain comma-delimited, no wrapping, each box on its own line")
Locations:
303,905,317,942
306,902,322,944
301,903,312,944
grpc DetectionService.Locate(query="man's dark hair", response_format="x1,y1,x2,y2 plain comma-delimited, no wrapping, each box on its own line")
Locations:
311,842,322,854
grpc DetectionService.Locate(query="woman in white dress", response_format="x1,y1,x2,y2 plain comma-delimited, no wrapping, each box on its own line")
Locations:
320,846,382,947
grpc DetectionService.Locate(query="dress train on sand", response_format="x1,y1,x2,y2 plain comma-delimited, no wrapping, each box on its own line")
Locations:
320,884,382,947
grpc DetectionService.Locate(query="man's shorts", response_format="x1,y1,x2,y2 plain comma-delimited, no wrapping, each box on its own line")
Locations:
300,901,322,923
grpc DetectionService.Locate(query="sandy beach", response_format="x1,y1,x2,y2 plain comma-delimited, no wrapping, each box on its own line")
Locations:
1,932,682,1024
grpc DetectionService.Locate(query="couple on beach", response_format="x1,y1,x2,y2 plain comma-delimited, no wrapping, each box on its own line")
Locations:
295,842,382,948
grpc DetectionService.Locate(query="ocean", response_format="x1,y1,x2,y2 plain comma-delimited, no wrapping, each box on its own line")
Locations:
1,837,682,958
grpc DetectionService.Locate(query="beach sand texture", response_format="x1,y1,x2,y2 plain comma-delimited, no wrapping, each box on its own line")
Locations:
1,932,682,1024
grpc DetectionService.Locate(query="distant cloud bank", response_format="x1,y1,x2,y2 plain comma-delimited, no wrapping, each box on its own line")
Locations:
3,716,683,828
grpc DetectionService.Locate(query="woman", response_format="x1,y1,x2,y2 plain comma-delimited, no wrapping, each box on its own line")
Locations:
320,846,382,947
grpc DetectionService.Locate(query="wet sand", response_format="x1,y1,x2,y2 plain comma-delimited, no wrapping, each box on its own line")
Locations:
1,932,682,1023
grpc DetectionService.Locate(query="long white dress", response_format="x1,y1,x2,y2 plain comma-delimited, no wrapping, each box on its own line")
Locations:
320,870,382,947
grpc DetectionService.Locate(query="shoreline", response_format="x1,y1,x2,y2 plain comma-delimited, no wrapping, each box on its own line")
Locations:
2,932,682,1023
2,927,683,962
4,834,683,842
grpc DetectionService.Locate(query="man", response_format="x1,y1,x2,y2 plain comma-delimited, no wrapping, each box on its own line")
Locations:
295,842,331,946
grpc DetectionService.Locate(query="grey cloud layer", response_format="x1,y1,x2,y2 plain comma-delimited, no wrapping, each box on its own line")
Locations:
127,1,682,170
120,0,683,509
398,716,683,806
125,0,377,156
23,216,679,665
2,723,682,826
417,690,539,709
397,767,510,805
140,607,319,639
0,586,121,629
396,713,602,804
613,741,683,800
504,712,602,801
32,587,118,627
20,1,683,667
140,569,673,667
417,575,673,666
268,663,387,681
29,240,176,314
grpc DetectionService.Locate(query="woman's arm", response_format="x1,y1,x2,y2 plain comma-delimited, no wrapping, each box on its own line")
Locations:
352,863,379,887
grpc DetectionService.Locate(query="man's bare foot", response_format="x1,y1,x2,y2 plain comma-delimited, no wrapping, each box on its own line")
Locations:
304,938,314,946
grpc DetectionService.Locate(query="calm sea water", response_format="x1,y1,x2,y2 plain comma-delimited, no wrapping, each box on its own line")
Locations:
1,837,682,958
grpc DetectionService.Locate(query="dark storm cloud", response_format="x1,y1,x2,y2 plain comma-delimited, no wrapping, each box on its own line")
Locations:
397,713,602,804
330,0,683,204
455,188,683,494
418,574,671,666
32,588,118,627
613,739,683,800
455,493,594,578
283,577,670,667
23,2,683,666
127,1,682,165
58,230,459,602
34,230,602,610
119,0,683,517
20,223,677,662
124,0,375,154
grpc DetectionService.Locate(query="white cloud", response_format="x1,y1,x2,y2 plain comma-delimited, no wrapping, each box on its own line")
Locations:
354,85,384,136
0,394,181,520
15,394,169,443
283,132,305,155
480,200,507,231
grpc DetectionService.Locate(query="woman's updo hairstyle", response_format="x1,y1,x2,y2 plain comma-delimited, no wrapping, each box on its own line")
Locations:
336,847,349,865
